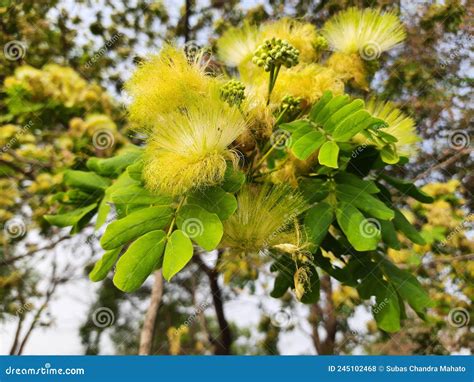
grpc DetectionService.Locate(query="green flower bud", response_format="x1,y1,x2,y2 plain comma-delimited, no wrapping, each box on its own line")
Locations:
220,79,246,107
252,38,300,71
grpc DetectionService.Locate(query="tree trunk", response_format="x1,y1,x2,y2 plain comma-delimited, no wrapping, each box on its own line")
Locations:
139,270,163,355
194,254,233,355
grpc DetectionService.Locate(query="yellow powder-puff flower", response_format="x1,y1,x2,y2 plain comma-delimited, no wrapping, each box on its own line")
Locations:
245,64,344,110
270,64,344,107
217,18,321,77
221,184,308,254
217,21,260,68
261,18,319,63
322,7,406,59
365,99,419,156
143,91,246,196
125,45,216,134
326,52,368,89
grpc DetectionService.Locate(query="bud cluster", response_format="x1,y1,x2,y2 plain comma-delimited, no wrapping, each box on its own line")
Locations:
281,95,302,114
314,35,328,51
221,79,246,107
252,38,300,71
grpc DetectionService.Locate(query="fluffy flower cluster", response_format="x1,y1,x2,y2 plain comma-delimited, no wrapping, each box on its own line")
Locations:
322,7,406,56
126,46,246,196
4,64,110,110
222,184,308,254
142,91,246,196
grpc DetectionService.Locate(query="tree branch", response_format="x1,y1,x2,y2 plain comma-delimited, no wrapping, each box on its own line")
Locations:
194,253,232,355
139,270,163,355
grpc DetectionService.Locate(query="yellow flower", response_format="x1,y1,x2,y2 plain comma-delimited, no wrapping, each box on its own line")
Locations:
326,52,368,89
216,21,260,68
270,64,344,106
5,64,108,109
322,7,406,58
242,64,343,135
217,18,321,78
125,45,216,133
143,91,246,196
221,184,308,253
365,99,419,156
261,18,319,63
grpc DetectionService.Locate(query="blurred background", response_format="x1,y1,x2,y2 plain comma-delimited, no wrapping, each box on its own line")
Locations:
0,0,472,355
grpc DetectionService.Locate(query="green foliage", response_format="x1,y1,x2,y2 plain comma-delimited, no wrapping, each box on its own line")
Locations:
162,230,194,281
113,230,167,292
176,204,223,251
100,206,173,250
89,247,123,282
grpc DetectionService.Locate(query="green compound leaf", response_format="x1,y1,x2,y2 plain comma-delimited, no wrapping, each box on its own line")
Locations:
44,203,97,228
304,202,334,248
336,202,380,251
393,209,426,245
113,230,167,292
380,174,434,203
380,144,400,164
111,184,172,206
336,184,394,220
309,90,333,121
63,170,111,191
380,258,432,319
101,206,173,250
89,246,122,282
334,172,380,194
318,141,339,168
177,204,223,251
291,130,326,160
163,230,194,281
324,99,365,133
86,147,143,178
221,165,245,192
358,272,401,333
187,186,237,220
